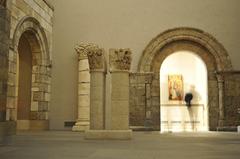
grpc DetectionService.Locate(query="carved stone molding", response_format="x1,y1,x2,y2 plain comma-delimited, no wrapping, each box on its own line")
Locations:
216,74,224,83
12,16,50,65
109,48,132,71
138,27,233,72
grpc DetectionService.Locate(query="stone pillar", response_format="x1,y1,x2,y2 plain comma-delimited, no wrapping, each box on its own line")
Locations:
84,47,132,140
0,4,16,144
86,44,106,130
109,48,132,130
0,5,8,123
217,74,225,127
72,44,91,131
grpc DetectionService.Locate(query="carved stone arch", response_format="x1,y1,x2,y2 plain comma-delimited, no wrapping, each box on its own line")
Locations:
6,16,51,130
11,16,50,66
138,27,233,73
136,27,233,131
150,40,216,73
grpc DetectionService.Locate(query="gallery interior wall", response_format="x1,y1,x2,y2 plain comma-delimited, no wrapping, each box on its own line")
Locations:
49,0,240,130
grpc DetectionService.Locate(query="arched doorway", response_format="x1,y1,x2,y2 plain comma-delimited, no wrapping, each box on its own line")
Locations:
16,32,33,129
160,51,208,132
137,27,233,131
6,17,51,130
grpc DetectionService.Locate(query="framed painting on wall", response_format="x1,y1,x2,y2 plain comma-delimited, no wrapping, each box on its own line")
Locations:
168,75,183,100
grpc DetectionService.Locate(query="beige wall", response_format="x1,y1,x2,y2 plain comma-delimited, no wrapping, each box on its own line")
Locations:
50,0,240,130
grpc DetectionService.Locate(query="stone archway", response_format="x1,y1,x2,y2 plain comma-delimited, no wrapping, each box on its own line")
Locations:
6,16,51,130
136,27,233,131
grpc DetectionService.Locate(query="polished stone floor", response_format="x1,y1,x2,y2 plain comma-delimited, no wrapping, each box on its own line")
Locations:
0,131,240,159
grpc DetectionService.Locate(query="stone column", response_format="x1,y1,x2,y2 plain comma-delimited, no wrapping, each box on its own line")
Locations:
0,5,8,123
85,47,132,140
109,48,132,130
0,4,16,144
86,44,106,130
72,44,91,131
217,74,225,127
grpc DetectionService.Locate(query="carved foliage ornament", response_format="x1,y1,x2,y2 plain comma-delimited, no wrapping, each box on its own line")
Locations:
87,45,105,70
109,48,132,71
75,43,94,60
75,43,105,70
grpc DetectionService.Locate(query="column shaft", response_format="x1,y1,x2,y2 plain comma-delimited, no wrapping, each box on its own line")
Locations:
72,58,90,131
109,48,132,130
90,71,105,129
217,74,225,127
111,71,129,130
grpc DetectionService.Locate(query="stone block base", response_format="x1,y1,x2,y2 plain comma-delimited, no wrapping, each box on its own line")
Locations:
0,121,16,144
217,126,237,132
17,120,49,130
85,130,132,140
130,126,154,131
72,121,89,132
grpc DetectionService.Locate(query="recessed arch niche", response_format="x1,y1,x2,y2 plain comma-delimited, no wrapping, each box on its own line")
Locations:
137,27,233,131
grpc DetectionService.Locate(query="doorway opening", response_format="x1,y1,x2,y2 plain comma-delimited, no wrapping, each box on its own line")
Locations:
160,51,208,132
137,27,233,131
16,33,33,130
6,17,51,130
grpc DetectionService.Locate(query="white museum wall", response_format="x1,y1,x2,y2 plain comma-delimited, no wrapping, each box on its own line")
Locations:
160,51,208,132
49,0,240,130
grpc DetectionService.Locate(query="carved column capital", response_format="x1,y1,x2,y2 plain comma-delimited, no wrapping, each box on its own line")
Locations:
216,74,224,83
86,44,105,71
75,43,93,60
109,48,132,71
75,43,105,71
